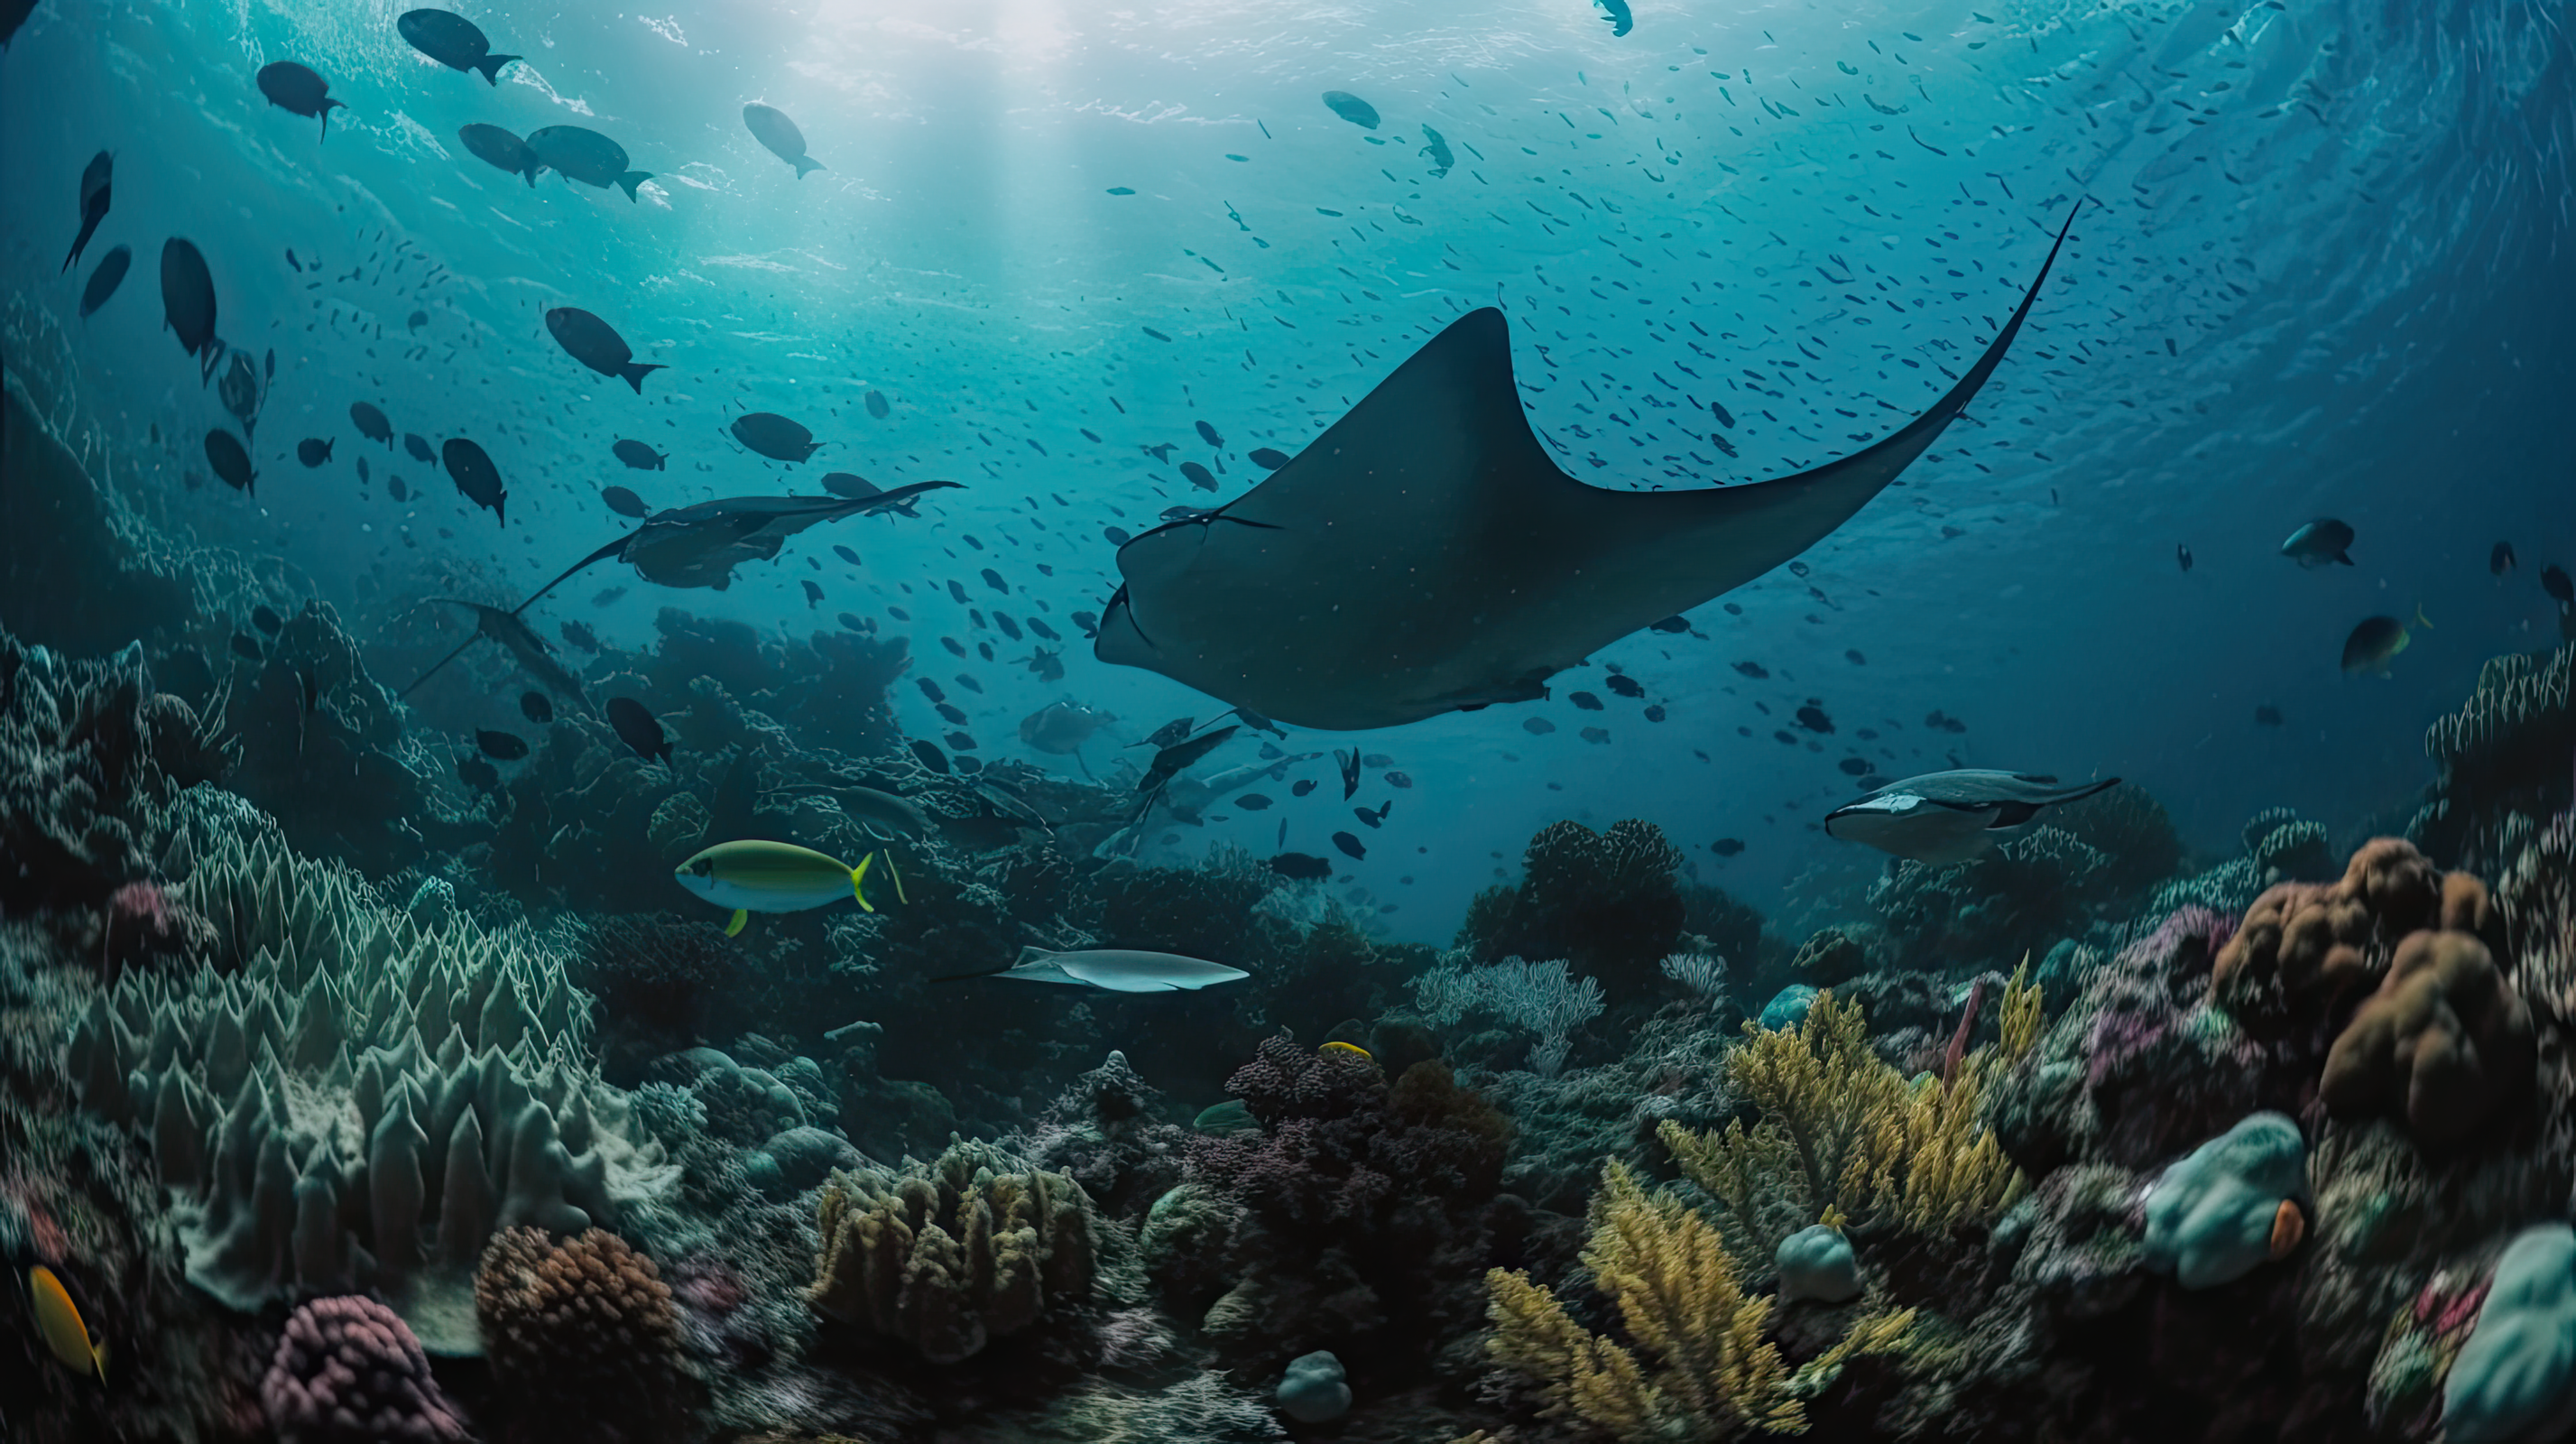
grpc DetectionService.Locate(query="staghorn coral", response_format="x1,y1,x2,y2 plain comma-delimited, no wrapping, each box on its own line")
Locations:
807,1138,1097,1363
2321,925,2535,1147
1660,985,2027,1263
476,1226,692,1444
261,1294,467,1443
1483,1159,1915,1440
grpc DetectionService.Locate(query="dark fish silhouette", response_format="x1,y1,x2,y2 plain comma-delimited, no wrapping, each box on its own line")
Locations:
160,238,221,382
2176,542,2193,573
1138,725,1238,811
397,9,520,85
1234,792,1274,810
2489,542,2516,577
1712,838,1744,856
2254,704,2284,727
1322,91,1380,129
910,738,948,773
388,477,409,501
458,123,540,186
607,697,671,764
1135,717,1196,750
820,472,925,516
528,125,651,200
231,632,263,661
601,485,649,518
350,401,392,446
864,390,891,420
1249,447,1292,470
2544,564,2573,608
545,307,665,393
1094,208,2078,729
1179,461,1216,491
1596,0,1634,36
253,604,283,634
217,351,264,437
257,61,347,141
475,728,529,761
403,433,435,462
63,150,111,273
613,439,666,470
442,437,507,524
1335,746,1362,800
1270,852,1331,881
78,245,131,319
743,102,824,178
1331,830,1367,860
1196,420,1224,448
1354,801,1390,828
296,437,334,467
1649,616,1691,634
731,411,824,462
204,428,254,494
1418,125,1454,178
2341,615,2413,676
1290,778,1317,797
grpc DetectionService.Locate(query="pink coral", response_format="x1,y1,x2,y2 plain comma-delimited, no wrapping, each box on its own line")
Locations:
261,1296,467,1444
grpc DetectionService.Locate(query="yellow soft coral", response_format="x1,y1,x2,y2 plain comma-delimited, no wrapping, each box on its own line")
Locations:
1663,986,2028,1253
1487,1162,1913,1440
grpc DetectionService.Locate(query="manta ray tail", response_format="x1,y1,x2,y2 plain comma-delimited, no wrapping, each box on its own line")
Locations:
512,534,636,615
397,633,484,699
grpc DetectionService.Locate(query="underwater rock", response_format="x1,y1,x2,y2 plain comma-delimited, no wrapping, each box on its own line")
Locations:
1776,1222,1863,1304
0,382,194,654
808,1137,1097,1362
476,1226,693,1441
1276,1348,1352,1422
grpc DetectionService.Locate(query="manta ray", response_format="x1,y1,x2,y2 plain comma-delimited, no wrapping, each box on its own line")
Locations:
1823,770,2121,866
395,486,956,701
1096,208,2079,731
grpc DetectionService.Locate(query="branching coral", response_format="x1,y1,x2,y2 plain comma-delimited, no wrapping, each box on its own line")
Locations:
1484,1160,1915,1440
476,1226,692,1443
2415,643,2576,868
1660,986,2028,1260
807,1138,1097,1363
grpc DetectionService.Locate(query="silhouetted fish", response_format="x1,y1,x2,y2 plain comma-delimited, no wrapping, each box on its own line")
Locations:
1179,461,1216,491
1322,91,1380,129
1196,420,1224,448
442,437,506,524
864,390,891,419
458,123,540,186
743,102,825,178
731,411,823,462
78,245,131,319
606,696,671,764
253,605,283,634
475,728,529,761
63,150,111,273
546,307,665,393
1248,447,1291,470
204,428,254,494
257,61,347,142
1331,830,1367,859
403,432,434,462
613,439,666,470
160,238,220,381
601,485,649,518
2490,542,2516,577
398,9,520,85
909,738,949,773
520,690,554,724
350,401,392,446
528,125,651,200
296,437,333,467
1270,852,1331,881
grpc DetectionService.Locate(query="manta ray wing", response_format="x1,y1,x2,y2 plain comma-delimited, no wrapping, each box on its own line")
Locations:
1099,208,2080,731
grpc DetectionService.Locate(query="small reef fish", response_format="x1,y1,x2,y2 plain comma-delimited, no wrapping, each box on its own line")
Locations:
1270,851,1331,881
948,946,1249,993
397,8,520,85
1321,90,1380,129
28,1264,106,1383
528,125,652,201
350,402,393,446
2488,542,2516,577
2175,543,2193,574
2544,564,2573,609
2279,518,2355,569
614,439,667,471
743,102,826,178
674,839,902,937
2342,609,2429,677
1824,770,2121,866
606,696,671,764
63,150,112,274
1596,0,1635,35
256,61,347,142
1319,1041,1372,1060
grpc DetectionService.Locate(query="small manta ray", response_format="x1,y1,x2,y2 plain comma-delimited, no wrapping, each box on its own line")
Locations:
937,945,1249,993
514,486,961,608
398,598,590,707
1824,770,2120,866
1095,208,2079,730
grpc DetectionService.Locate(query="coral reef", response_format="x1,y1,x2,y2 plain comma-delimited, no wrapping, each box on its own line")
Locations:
476,1226,694,1443
261,1294,468,1443
2321,924,2535,1147
1458,819,1687,1000
808,1138,1098,1363
2414,642,2576,870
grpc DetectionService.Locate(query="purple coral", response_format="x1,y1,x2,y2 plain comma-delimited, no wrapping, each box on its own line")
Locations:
261,1295,467,1444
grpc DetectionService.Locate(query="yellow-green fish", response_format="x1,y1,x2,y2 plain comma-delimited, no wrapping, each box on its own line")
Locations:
673,840,905,937
1319,1041,1373,1061
29,1264,107,1384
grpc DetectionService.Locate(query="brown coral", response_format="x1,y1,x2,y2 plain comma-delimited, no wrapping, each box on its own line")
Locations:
2320,928,2536,1148
2211,838,2451,1029
475,1226,691,1443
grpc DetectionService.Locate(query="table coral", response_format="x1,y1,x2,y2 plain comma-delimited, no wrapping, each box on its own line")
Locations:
262,1295,468,1444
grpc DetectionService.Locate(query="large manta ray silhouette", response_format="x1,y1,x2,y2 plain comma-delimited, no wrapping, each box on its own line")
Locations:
1096,208,2079,731
397,486,957,699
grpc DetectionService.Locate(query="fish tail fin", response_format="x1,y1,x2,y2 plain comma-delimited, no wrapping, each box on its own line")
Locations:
522,162,540,188
92,1336,107,1384
476,53,521,85
2335,551,2354,566
1015,945,1053,968
725,909,749,938
851,855,875,913
617,171,652,201
793,156,826,179
885,849,909,905
2415,604,2435,629
619,362,668,394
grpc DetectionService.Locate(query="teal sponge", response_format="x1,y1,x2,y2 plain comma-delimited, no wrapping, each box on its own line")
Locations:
1776,1224,1862,1304
2140,1112,2306,1290
2443,1223,2576,1444
1277,1349,1351,1423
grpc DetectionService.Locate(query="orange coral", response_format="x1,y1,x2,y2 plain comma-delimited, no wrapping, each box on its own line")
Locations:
2267,1199,2305,1261
2320,928,2535,1147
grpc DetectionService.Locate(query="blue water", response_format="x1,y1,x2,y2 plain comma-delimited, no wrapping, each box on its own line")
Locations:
3,0,2571,939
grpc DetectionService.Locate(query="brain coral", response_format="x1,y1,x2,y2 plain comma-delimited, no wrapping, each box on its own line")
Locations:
2321,926,2535,1148
475,1226,691,1442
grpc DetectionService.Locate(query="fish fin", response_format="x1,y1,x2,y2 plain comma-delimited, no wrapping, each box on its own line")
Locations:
1014,945,1055,968
793,156,826,179
92,1336,107,1384
476,52,521,85
512,533,636,615
522,162,540,188
617,171,653,201
885,849,909,904
620,362,668,395
2334,551,2353,565
851,855,875,914
2414,604,2434,629
1987,801,2043,828
726,909,748,938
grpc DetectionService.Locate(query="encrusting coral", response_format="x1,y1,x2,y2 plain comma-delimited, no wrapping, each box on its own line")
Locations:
1482,1159,1916,1440
807,1137,1097,1363
475,1226,693,1443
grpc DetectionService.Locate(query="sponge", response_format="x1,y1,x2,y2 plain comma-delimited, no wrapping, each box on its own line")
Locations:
2140,1112,2307,1290
1278,1349,1352,1423
2442,1223,2576,1444
1777,1224,1862,1304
